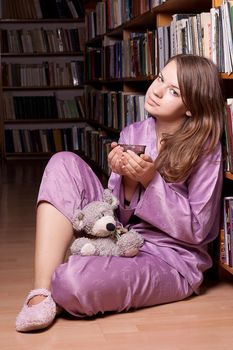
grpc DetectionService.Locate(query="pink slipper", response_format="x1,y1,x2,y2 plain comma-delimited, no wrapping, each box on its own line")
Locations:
15,288,57,332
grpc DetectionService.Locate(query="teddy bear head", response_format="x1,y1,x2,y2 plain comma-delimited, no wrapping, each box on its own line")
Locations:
72,189,119,237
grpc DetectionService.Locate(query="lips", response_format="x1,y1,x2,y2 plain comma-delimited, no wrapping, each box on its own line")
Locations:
146,95,160,107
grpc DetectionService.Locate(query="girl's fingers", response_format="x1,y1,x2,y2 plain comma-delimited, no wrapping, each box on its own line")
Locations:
122,156,140,175
123,150,145,168
112,154,121,170
108,145,121,162
140,154,153,162
111,141,118,149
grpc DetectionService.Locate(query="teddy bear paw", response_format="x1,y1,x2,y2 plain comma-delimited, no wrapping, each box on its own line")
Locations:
123,247,139,257
81,243,96,256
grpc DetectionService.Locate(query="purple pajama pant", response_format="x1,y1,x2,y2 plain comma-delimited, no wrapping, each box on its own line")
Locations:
38,152,193,317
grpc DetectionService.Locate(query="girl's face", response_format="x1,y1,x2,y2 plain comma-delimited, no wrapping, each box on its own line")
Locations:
145,60,188,123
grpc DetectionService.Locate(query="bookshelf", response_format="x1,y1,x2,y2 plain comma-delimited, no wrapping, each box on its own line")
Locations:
83,0,233,275
0,0,87,160
220,261,233,275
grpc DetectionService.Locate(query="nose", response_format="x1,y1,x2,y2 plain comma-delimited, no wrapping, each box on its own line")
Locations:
106,223,116,232
153,86,163,98
153,82,165,98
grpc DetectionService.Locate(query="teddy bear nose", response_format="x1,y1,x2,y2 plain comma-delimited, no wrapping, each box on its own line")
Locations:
106,223,115,232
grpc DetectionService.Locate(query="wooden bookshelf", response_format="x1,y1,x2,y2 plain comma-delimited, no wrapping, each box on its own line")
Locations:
3,86,84,91
225,172,233,181
1,0,233,276
152,0,212,13
0,0,86,159
4,118,86,124
83,0,233,165
221,73,233,80
2,52,84,57
0,49,4,163
0,19,85,24
83,0,233,278
219,262,233,275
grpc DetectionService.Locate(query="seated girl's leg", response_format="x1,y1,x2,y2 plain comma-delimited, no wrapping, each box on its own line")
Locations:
38,151,104,220
16,151,104,332
34,151,104,293
52,248,193,317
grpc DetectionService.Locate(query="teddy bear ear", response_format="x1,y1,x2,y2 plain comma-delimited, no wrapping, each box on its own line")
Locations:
72,210,85,231
103,189,119,209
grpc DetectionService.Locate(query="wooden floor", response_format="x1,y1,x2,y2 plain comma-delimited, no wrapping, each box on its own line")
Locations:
1,160,233,350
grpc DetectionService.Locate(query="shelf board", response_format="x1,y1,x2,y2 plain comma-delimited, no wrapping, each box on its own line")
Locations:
0,18,84,24
85,76,156,84
86,119,120,134
153,0,212,13
107,10,156,35
225,172,233,181
3,85,84,91
87,10,156,38
1,52,83,57
5,149,83,159
5,152,53,159
86,0,212,39
86,34,104,46
4,118,86,124
221,73,233,80
219,262,233,275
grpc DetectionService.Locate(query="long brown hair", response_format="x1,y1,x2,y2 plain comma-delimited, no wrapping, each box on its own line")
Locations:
154,54,225,182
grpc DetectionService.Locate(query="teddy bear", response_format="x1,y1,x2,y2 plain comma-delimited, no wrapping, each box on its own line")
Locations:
70,189,144,257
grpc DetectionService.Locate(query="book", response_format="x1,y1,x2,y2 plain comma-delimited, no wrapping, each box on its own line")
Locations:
223,0,233,72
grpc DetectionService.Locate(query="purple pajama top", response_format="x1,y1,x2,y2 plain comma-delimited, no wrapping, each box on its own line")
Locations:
108,117,223,293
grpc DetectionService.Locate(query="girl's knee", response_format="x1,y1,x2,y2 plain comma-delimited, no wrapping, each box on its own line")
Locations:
51,254,131,316
48,151,80,168
51,261,103,316
45,151,88,180
51,263,79,312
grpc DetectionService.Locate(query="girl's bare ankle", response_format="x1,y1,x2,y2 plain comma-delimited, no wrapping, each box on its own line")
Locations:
28,294,47,307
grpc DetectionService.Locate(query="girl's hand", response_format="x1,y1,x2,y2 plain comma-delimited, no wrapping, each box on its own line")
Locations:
121,150,156,188
108,142,125,175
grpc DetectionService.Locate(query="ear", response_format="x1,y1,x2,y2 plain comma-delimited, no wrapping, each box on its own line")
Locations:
186,111,192,117
103,188,119,209
73,210,85,231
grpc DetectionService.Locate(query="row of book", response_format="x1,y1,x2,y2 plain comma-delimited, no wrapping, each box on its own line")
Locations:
83,127,117,175
5,125,84,153
86,4,233,75
1,26,85,54
3,94,85,120
224,99,233,172
85,0,165,40
85,47,103,80
4,125,116,174
85,30,157,81
85,4,233,81
158,3,233,73
222,197,233,267
2,61,84,87
84,86,147,131
0,0,84,19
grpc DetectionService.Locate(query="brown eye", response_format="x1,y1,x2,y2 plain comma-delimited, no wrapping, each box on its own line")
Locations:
170,88,178,96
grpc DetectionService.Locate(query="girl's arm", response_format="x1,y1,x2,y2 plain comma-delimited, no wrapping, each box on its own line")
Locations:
134,144,223,245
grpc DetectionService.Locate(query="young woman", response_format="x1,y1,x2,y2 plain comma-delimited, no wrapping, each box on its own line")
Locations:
16,54,225,332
